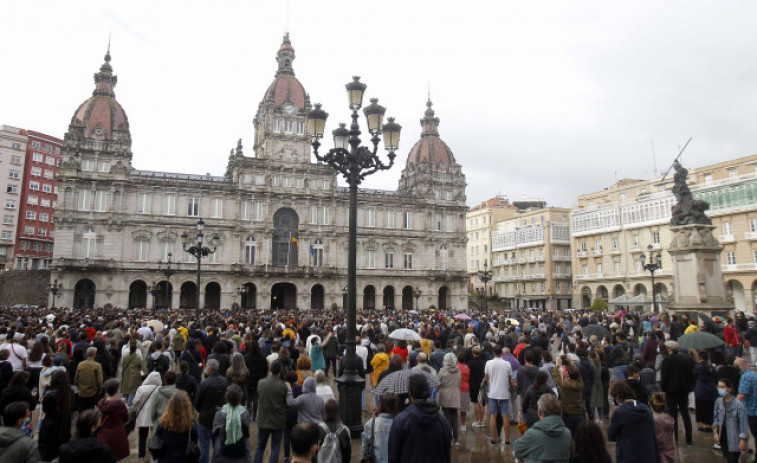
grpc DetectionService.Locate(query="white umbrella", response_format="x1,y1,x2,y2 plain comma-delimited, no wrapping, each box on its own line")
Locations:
388,328,421,341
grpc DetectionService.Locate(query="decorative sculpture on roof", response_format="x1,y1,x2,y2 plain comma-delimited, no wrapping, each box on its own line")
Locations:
670,160,712,226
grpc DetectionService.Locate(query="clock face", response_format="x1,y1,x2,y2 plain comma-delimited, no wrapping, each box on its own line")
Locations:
284,103,296,115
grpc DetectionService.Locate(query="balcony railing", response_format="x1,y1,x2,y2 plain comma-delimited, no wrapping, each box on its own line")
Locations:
576,251,588,258
719,234,735,243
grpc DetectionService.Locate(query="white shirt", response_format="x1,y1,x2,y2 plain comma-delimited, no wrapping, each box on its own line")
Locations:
137,326,154,341
266,352,279,368
0,343,27,372
356,345,369,369
484,357,513,400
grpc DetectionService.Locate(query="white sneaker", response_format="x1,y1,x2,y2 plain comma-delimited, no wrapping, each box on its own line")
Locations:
460,425,467,432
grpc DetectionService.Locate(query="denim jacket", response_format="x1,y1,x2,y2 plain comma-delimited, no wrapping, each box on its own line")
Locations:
713,397,748,452
361,413,393,463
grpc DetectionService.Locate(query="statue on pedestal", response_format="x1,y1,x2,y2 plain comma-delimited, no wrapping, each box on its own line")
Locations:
670,161,712,226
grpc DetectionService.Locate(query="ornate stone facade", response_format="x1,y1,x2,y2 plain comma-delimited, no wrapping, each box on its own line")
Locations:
51,36,468,311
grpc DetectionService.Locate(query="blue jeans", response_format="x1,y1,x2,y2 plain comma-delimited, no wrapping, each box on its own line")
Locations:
488,398,509,415
283,427,292,460
124,393,136,407
253,428,283,463
197,423,213,463
614,365,627,381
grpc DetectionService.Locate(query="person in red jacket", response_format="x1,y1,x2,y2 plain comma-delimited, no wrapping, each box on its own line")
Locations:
725,318,743,358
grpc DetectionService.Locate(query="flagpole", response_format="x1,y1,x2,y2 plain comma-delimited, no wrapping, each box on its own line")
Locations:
288,232,292,267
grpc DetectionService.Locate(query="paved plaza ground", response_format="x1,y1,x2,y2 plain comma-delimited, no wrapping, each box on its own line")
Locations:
118,406,735,463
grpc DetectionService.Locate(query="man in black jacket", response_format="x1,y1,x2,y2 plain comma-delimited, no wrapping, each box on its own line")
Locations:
194,359,228,463
660,340,694,446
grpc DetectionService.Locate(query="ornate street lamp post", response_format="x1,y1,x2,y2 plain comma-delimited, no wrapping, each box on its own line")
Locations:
640,244,662,313
150,283,161,310
238,285,248,311
158,252,176,309
414,287,422,311
48,279,62,308
308,76,401,435
181,219,220,314
478,261,493,314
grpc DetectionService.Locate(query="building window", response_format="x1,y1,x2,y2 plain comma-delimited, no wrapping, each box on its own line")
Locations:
322,180,330,190
40,198,50,208
582,264,588,276
29,181,40,191
296,122,305,135
4,199,17,209
366,208,376,227
2,215,13,225
615,262,621,275
20,240,30,250
726,251,736,265
385,251,394,269
0,231,11,240
439,245,448,270
633,234,640,247
386,210,395,228
402,212,413,229
211,198,223,218
8,170,20,179
27,196,38,206
135,240,149,261
31,141,40,149
652,231,660,244
25,211,36,220
42,184,52,195
729,168,738,180
81,159,95,171
82,228,96,258
98,160,110,172
159,242,173,262
404,252,413,270
597,263,603,276
244,237,256,265
271,176,280,186
284,120,293,133
44,170,54,179
241,201,251,221
31,167,41,177
274,119,281,132
208,247,221,264
723,222,733,237
164,195,176,215
32,153,43,162
750,218,757,233
253,201,263,221
37,228,46,237
434,213,442,231
312,239,324,267
187,197,199,217
366,250,375,269
39,213,49,223
6,185,17,194
94,191,107,212
137,193,151,214
78,190,90,211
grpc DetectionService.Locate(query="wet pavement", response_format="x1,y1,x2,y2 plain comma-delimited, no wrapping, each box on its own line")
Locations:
121,407,735,462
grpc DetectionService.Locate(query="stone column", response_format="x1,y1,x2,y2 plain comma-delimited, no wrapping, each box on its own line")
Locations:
667,224,732,317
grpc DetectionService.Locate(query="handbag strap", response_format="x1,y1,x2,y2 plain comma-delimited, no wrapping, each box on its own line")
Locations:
133,385,159,415
370,417,376,446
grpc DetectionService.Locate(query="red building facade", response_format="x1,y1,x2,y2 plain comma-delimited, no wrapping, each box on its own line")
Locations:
14,130,61,269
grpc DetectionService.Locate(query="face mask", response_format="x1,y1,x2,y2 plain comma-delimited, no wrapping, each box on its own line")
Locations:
718,388,728,397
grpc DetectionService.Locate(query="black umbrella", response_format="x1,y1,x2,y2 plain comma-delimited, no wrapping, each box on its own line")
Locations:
374,369,440,395
678,332,724,350
582,324,610,339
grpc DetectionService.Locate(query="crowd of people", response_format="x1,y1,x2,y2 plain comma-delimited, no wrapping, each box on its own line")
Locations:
0,304,754,463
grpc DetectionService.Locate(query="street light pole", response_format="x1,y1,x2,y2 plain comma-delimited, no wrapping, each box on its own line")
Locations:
48,279,62,308
414,287,422,311
308,76,401,436
181,219,220,315
477,261,493,314
238,285,247,311
159,252,176,309
640,244,662,313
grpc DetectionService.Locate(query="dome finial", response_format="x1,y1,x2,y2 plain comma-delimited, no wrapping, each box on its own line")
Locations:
420,97,439,136
93,45,117,98
276,32,296,76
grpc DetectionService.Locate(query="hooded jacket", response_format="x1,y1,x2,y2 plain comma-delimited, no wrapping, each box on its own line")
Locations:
608,400,661,463
150,383,178,425
0,426,39,463
438,363,461,408
388,399,451,463
370,352,389,386
133,371,162,427
513,414,572,463
286,377,324,424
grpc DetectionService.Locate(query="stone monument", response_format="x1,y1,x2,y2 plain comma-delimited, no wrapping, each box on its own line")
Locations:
667,161,732,316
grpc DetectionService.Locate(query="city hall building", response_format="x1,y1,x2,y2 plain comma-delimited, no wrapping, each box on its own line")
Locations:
51,35,468,311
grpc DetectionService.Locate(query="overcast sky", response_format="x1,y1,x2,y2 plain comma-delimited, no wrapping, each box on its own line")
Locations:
3,1,756,208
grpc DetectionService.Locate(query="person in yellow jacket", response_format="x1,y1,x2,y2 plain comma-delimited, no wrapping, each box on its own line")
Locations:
370,344,390,387
420,334,433,357
684,319,699,334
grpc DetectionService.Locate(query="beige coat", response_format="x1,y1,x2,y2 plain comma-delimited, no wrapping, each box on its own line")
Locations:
74,359,103,398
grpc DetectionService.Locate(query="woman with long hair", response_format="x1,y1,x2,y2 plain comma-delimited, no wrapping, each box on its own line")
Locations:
243,340,267,420
0,370,36,415
649,392,677,463
361,393,398,463
208,340,230,378
153,390,199,463
522,371,556,428
296,355,313,386
318,399,351,462
180,338,203,383
38,369,73,461
26,340,45,393
226,352,250,406
571,420,612,463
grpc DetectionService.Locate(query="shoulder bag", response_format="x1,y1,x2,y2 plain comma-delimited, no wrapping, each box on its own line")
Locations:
185,422,201,463
126,384,158,434
361,417,377,463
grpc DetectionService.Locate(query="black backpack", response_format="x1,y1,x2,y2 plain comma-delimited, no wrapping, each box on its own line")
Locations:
147,353,170,377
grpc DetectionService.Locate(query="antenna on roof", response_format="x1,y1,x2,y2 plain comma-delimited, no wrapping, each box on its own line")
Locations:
107,32,111,54
428,81,431,101
286,0,290,33
651,140,657,176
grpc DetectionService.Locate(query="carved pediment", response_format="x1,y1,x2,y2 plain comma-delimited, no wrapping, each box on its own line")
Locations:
157,230,177,242
131,227,152,240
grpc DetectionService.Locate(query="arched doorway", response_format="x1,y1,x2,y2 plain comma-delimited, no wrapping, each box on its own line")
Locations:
383,286,395,310
363,285,376,310
311,284,324,310
633,283,647,296
241,283,256,310
439,286,450,310
596,285,609,301
612,284,625,298
156,281,173,309
128,280,148,309
654,283,668,298
180,282,197,309
727,280,747,312
73,279,96,308
273,208,299,267
580,286,591,308
271,282,297,310
402,286,414,311
205,282,221,309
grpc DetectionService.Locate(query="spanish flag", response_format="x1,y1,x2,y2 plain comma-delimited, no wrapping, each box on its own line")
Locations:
291,236,299,247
